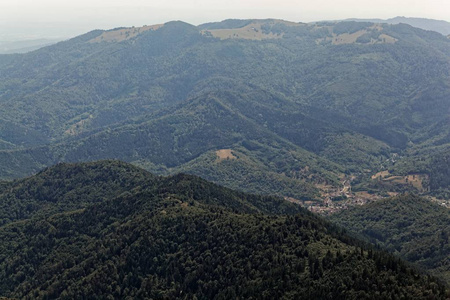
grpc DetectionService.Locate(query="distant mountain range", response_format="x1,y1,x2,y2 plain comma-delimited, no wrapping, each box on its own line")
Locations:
345,16,450,36
0,39,61,54
0,19,448,206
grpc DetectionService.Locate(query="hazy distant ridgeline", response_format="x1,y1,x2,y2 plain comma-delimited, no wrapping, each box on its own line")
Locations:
0,39,62,54
346,16,450,36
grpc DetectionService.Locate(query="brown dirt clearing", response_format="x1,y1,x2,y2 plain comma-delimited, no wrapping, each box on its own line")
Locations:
90,24,163,43
202,21,300,40
216,149,237,161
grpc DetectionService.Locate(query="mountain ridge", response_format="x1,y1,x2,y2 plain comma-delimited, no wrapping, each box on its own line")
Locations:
0,18,448,208
345,16,450,35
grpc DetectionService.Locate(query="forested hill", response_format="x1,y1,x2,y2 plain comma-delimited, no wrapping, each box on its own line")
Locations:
0,160,153,226
0,19,449,200
330,194,450,284
0,161,448,299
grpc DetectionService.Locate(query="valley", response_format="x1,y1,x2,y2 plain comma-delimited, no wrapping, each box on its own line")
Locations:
306,173,450,215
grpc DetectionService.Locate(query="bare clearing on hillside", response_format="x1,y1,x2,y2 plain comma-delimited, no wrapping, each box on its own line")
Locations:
385,174,427,191
90,24,163,43
216,149,237,161
371,170,428,191
332,30,367,44
315,25,398,45
372,170,391,179
64,115,93,136
378,34,397,43
203,21,300,40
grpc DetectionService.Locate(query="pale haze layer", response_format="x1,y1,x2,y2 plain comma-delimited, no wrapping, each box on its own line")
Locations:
0,0,449,40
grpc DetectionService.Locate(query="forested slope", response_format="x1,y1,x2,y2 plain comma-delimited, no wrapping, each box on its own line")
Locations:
330,194,450,284
0,161,447,299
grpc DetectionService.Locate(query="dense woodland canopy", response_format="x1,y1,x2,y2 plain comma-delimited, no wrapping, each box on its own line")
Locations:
0,161,448,299
330,194,450,285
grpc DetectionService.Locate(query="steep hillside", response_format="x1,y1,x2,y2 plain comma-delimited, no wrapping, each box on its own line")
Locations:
330,194,450,284
0,161,447,299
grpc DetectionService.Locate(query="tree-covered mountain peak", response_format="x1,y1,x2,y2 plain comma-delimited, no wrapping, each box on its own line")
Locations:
0,159,309,227
0,160,154,226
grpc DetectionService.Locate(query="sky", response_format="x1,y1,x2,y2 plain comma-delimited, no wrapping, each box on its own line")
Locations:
0,0,449,40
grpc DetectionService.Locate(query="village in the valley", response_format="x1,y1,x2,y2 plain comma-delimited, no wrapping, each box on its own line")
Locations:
286,172,450,215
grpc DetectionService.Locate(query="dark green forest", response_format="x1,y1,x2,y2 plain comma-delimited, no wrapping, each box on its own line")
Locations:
0,161,448,299
330,194,450,284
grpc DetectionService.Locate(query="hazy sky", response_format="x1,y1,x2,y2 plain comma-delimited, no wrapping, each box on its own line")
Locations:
0,0,449,40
